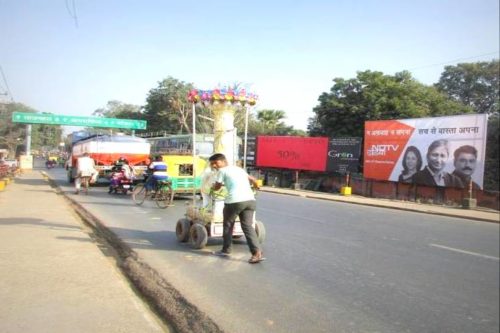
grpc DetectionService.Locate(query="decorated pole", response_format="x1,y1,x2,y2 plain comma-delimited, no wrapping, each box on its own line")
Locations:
192,101,196,206
188,88,257,165
243,105,249,170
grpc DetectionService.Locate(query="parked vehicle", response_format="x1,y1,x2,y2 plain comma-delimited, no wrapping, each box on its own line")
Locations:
2,159,18,169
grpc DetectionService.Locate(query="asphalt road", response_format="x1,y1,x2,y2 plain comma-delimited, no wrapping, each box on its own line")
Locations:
47,166,499,333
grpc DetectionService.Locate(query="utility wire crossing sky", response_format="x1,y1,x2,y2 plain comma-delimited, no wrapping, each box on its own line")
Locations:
0,0,498,130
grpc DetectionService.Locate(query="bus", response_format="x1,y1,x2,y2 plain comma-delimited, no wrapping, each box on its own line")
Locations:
146,134,216,158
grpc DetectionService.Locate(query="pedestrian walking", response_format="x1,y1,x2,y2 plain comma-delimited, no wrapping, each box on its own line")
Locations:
75,152,98,194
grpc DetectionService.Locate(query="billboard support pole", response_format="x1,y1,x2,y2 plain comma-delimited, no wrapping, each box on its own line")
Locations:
293,170,300,190
462,179,477,209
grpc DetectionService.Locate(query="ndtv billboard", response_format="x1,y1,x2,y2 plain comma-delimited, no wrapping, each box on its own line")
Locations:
363,114,488,189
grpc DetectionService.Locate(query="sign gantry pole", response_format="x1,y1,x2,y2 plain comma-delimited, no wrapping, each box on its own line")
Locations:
25,124,31,156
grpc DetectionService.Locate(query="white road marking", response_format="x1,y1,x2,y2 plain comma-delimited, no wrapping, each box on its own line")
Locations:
430,243,499,261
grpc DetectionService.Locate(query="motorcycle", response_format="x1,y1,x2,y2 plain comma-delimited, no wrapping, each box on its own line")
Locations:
45,160,57,169
108,169,134,194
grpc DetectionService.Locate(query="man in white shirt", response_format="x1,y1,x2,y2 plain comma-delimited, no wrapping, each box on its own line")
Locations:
75,153,97,194
209,153,264,264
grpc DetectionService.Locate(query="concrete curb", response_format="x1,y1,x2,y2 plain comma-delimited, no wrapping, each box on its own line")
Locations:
259,187,500,224
45,173,224,333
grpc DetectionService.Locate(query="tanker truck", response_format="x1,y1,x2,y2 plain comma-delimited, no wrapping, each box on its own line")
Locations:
66,134,151,183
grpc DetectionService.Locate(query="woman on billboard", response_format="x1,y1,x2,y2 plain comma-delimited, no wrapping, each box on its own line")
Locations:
398,146,423,183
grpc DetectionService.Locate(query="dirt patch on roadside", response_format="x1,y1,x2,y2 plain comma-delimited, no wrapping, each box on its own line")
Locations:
48,177,224,333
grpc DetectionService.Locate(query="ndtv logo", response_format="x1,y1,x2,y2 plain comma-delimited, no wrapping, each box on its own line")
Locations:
367,144,399,156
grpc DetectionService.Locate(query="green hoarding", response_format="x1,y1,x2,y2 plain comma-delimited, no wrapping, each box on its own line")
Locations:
11,112,147,130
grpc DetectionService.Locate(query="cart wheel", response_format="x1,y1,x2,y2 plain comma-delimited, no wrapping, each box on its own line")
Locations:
189,223,208,249
176,218,191,242
255,221,266,244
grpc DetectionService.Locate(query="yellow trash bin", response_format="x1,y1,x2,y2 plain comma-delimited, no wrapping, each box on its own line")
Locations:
340,186,352,196
0,180,6,191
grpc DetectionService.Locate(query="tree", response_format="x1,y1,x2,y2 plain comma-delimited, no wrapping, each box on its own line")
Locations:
484,113,499,191
308,70,472,137
0,103,28,156
435,60,499,115
93,100,142,118
91,100,144,135
31,123,63,151
142,78,306,136
435,60,500,191
256,110,286,133
0,103,64,155
142,77,195,134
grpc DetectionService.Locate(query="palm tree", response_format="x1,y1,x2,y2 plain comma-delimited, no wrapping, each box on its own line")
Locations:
256,110,286,133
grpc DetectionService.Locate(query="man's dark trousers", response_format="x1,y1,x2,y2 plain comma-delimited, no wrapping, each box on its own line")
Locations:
222,200,260,254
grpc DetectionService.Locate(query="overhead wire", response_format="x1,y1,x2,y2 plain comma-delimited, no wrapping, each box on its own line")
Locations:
407,51,499,71
0,65,14,102
65,0,79,28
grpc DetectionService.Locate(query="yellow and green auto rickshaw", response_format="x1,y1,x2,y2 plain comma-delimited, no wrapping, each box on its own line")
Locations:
161,154,207,195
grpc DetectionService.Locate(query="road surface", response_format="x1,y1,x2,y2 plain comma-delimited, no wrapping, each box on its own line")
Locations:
47,166,499,333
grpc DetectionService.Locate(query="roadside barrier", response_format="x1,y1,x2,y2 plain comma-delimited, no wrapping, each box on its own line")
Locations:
0,164,17,191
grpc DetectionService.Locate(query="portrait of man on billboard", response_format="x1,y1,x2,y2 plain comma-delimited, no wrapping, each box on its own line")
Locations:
412,139,463,187
452,145,480,190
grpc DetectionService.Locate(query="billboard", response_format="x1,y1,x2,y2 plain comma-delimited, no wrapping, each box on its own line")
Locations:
256,136,329,171
363,114,488,189
240,136,256,167
326,137,362,173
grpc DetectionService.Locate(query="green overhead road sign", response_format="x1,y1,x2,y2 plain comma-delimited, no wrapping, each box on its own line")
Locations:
11,112,147,130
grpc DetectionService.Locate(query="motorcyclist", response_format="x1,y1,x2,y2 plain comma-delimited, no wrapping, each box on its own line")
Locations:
45,158,56,168
109,157,134,193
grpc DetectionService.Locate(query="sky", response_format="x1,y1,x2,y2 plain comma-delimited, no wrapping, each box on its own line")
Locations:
0,0,498,133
